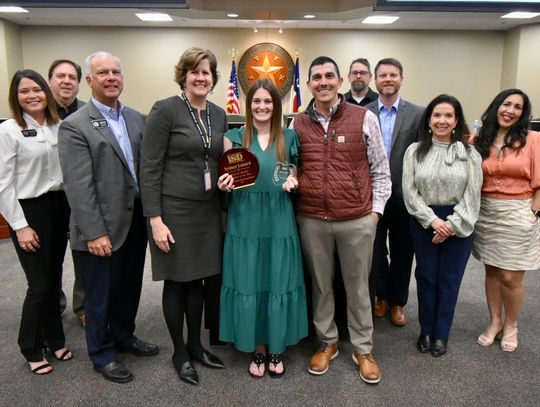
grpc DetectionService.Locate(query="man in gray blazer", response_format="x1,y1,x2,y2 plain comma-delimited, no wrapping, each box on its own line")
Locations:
366,58,424,327
48,58,86,325
58,51,158,384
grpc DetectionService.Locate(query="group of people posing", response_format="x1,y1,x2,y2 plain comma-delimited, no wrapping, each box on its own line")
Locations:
0,47,538,386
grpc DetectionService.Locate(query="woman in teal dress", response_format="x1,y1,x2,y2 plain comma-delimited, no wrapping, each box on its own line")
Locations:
218,78,307,378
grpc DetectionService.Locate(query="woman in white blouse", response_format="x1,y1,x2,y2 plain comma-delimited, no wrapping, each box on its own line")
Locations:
402,94,482,357
0,70,72,375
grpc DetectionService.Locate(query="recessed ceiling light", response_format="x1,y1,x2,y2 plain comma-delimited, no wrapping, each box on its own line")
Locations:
304,14,316,19
0,6,28,13
362,16,400,25
501,12,540,19
135,13,172,22
227,13,239,18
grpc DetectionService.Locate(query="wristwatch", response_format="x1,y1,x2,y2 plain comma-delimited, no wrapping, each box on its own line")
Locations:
532,208,540,218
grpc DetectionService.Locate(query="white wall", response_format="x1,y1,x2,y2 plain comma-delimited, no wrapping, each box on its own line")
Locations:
514,24,540,118
3,25,532,124
0,20,22,118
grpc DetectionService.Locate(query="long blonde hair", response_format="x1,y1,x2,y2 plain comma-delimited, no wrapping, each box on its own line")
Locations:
243,79,285,162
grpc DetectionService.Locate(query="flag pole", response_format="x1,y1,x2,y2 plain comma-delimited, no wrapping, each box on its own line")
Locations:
290,48,302,114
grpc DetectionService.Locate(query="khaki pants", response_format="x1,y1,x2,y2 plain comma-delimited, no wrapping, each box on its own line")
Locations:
298,214,377,354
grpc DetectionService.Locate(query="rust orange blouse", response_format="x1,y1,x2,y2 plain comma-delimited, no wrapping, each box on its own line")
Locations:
481,131,540,199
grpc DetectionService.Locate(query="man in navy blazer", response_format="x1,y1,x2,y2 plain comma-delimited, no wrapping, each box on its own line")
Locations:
366,58,424,327
58,51,158,383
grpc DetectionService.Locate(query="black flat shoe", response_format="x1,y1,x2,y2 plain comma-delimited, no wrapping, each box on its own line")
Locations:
416,334,431,353
430,339,448,357
172,355,199,386
119,338,159,357
188,349,225,369
94,360,133,383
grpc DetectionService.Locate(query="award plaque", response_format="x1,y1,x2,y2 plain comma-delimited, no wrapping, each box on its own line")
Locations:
272,161,297,185
218,147,259,189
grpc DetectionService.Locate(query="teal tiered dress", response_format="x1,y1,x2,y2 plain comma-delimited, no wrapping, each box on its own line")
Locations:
219,127,308,354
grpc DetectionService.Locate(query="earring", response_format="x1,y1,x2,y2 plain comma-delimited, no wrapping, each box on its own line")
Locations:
428,128,432,134
452,129,456,135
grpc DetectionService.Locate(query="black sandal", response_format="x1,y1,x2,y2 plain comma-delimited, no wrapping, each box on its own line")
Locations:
268,353,285,378
249,352,266,378
31,362,53,375
54,348,73,361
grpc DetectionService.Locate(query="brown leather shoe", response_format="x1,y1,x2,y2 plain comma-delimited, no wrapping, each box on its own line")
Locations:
390,306,407,327
374,298,388,318
352,352,381,384
308,343,339,375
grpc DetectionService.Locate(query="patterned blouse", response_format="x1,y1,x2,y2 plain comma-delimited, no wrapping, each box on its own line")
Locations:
402,139,483,237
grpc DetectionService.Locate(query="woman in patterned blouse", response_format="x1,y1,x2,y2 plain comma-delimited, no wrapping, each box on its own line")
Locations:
402,94,483,357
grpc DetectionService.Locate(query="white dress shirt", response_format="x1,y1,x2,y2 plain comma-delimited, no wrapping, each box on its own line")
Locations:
0,113,63,229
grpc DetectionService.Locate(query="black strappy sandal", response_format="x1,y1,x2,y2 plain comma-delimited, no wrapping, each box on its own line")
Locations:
268,353,285,378
54,348,73,361
248,352,266,378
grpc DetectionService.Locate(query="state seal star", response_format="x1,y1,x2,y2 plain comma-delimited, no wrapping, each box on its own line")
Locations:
251,54,283,84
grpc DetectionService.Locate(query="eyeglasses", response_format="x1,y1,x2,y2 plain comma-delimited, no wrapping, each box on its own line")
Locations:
349,71,370,77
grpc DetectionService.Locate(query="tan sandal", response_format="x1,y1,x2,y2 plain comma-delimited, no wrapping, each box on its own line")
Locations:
477,324,503,347
500,326,518,352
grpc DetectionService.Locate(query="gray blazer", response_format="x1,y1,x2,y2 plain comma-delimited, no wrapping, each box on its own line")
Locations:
58,100,144,251
366,98,424,202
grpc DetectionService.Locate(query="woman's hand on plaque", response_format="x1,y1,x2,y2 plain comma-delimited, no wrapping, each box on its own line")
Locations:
149,216,175,253
282,174,298,192
218,173,235,192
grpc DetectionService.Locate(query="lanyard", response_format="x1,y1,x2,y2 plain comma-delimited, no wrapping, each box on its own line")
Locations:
182,92,212,169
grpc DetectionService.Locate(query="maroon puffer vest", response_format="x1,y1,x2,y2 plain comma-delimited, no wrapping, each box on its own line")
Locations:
294,101,372,220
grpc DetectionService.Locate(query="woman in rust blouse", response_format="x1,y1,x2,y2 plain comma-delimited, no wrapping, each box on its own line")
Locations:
472,89,540,353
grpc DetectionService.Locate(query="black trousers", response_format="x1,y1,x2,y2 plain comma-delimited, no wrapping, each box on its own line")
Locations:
371,199,415,307
73,200,147,367
410,206,474,340
10,191,70,362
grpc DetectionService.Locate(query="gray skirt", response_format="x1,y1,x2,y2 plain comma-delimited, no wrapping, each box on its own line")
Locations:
149,195,222,282
472,197,540,271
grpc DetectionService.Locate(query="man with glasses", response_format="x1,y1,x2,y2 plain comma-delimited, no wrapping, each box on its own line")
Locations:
48,59,86,326
344,58,378,107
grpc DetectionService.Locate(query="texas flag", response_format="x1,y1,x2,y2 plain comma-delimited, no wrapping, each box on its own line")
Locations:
290,57,301,113
226,60,240,114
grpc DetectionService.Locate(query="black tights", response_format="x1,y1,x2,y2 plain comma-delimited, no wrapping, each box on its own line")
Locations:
162,279,205,364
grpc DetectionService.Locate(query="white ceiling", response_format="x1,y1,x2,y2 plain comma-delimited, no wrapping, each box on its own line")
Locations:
1,2,539,31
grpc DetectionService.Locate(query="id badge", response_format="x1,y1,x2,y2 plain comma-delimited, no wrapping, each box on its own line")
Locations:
204,168,212,191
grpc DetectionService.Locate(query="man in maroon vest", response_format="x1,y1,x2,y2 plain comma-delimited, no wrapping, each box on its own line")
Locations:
294,56,391,384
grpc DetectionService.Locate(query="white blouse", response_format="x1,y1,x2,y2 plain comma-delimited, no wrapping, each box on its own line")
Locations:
0,113,63,229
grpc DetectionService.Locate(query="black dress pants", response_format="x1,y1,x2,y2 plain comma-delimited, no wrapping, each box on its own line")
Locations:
10,191,70,362
371,199,415,307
